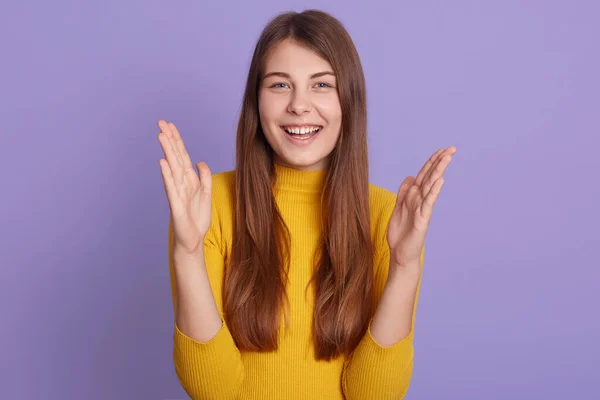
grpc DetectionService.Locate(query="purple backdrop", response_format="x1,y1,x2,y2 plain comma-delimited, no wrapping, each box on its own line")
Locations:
1,1,598,399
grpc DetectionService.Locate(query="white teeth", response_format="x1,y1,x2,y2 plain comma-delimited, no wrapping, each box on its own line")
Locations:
284,126,321,135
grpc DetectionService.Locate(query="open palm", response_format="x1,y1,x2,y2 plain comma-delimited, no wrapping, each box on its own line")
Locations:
387,146,456,272
157,120,212,254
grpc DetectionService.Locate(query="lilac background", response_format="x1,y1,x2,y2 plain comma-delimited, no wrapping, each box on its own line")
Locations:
1,0,598,399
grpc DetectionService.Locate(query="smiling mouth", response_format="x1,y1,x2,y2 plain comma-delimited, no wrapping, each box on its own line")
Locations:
281,125,322,138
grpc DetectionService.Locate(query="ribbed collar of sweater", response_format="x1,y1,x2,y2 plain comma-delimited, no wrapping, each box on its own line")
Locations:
273,163,327,193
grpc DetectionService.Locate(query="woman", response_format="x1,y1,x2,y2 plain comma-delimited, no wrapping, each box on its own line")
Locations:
158,9,455,400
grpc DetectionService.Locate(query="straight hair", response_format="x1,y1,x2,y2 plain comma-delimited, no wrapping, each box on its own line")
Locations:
224,9,373,361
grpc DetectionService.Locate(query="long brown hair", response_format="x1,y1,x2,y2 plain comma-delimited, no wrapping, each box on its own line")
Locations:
223,9,373,361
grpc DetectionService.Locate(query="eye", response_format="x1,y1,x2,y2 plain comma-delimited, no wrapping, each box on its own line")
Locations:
271,82,289,89
315,82,331,88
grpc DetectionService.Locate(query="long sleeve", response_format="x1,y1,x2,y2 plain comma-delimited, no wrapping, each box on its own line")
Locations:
168,174,244,399
341,238,425,400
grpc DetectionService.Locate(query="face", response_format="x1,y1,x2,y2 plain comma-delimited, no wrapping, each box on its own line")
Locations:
258,39,342,171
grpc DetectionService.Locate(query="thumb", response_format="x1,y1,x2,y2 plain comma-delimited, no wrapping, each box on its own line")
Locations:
196,162,212,193
395,176,415,210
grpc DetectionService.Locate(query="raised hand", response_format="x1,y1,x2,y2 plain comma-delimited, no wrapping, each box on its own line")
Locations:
386,146,456,275
157,120,212,254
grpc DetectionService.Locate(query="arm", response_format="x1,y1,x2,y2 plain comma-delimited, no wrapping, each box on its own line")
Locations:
343,145,451,399
169,218,244,400
341,245,424,400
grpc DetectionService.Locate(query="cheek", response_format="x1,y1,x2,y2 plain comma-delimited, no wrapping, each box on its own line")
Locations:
258,96,285,147
259,93,285,124
314,96,342,123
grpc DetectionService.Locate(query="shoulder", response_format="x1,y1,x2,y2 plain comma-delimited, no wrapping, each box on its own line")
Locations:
368,183,397,256
212,170,235,195
368,183,397,225
210,168,236,219
205,169,236,251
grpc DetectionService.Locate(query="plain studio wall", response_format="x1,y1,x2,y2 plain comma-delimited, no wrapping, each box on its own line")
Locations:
1,1,598,399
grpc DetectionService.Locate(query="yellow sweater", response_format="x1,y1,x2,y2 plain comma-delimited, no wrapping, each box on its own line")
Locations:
168,164,424,400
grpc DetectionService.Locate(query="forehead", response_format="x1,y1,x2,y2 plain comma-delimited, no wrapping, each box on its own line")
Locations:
263,39,333,77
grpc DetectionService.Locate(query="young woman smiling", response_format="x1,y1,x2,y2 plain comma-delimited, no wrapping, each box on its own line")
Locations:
157,9,455,400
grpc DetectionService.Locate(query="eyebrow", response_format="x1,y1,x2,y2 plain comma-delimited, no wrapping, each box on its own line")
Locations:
262,71,336,80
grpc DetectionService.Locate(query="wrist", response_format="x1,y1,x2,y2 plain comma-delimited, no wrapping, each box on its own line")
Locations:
387,263,421,286
173,243,205,260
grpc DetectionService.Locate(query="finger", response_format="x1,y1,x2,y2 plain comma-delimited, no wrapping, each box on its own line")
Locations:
421,177,444,218
159,158,181,215
158,120,184,165
408,184,421,212
415,148,446,187
401,184,420,218
157,121,184,183
395,176,415,210
401,192,410,216
420,146,455,194
163,121,186,168
169,122,194,171
422,153,452,196
196,162,212,193
416,146,456,187
157,130,184,184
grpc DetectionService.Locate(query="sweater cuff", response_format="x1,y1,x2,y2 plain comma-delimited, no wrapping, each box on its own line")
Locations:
365,320,414,352
347,319,414,373
342,321,414,398
173,321,244,398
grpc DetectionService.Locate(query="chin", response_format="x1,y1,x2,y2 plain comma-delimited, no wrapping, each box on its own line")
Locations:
277,153,330,171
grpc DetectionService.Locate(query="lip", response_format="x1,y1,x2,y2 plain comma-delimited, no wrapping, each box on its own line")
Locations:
281,124,322,129
280,126,321,147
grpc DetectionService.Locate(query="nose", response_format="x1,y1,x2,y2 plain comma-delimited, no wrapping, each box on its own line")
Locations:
287,89,311,115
